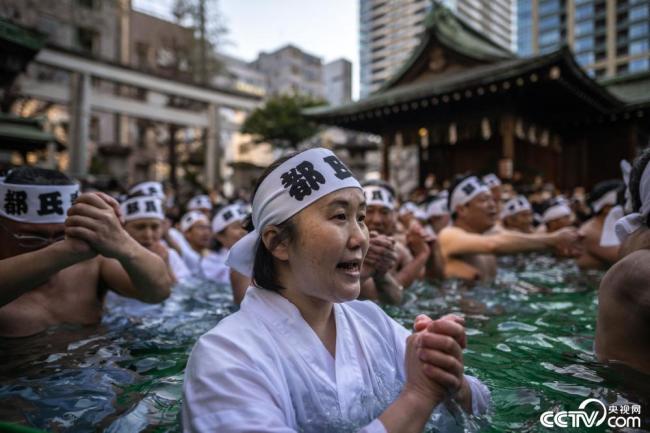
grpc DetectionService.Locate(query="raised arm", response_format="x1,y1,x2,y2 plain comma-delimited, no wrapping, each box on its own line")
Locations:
439,226,577,257
0,238,95,307
65,193,171,303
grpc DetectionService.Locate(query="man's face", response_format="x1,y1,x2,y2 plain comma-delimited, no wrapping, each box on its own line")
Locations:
456,192,497,233
124,218,163,249
184,222,212,250
365,204,395,235
504,210,533,233
0,217,65,259
547,215,573,232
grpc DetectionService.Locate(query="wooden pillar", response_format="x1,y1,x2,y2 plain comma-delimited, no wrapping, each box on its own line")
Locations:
499,114,515,179
381,132,391,181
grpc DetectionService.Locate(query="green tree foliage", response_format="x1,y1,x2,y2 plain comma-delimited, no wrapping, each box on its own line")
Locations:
241,94,326,149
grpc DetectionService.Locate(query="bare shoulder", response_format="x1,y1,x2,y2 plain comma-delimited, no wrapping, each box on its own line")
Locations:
600,250,650,303
439,225,464,240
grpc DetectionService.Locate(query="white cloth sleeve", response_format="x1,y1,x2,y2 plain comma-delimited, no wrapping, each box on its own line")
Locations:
464,374,491,415
358,419,388,433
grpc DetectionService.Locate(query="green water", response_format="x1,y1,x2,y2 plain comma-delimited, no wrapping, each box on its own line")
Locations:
0,253,647,432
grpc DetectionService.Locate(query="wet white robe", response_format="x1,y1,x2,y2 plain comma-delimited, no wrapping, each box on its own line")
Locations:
201,249,230,284
168,248,191,282
182,287,490,433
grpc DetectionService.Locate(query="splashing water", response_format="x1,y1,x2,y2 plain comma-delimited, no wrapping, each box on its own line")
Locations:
0,255,648,433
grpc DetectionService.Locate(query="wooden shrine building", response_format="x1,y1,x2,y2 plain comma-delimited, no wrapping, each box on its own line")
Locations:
304,5,650,190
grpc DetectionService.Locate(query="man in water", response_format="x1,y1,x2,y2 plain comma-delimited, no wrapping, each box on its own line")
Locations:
178,210,212,277
596,148,650,375
541,198,574,233
576,180,622,270
360,181,431,303
0,167,172,338
500,195,534,233
438,175,580,280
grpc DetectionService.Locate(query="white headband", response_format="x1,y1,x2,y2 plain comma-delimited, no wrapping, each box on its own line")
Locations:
180,211,209,232
128,181,165,200
0,179,79,224
620,160,633,213
600,204,624,247
121,196,164,222
591,189,618,214
227,148,361,277
542,203,573,223
450,176,490,212
426,197,449,218
482,174,501,188
399,201,418,216
212,204,248,233
615,161,650,242
501,195,532,219
187,195,213,211
364,185,395,210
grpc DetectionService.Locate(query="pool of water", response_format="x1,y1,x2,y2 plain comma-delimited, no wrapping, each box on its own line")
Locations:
0,253,648,433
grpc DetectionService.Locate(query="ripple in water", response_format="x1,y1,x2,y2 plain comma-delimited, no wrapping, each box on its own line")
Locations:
0,255,648,432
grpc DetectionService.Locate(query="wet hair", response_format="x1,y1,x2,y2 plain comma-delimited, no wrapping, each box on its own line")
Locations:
4,167,74,186
249,152,304,292
447,173,473,220
629,147,650,225
587,179,623,214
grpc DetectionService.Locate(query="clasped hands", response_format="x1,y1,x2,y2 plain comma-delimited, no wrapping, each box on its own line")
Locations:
404,313,472,412
62,192,134,261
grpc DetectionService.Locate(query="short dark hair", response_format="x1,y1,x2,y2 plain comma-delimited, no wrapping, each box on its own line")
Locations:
360,179,396,199
249,151,303,292
587,179,623,214
4,167,74,186
629,147,650,226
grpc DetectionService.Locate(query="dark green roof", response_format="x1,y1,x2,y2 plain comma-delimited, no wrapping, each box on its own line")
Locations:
376,2,515,93
0,113,62,151
600,71,650,105
0,18,45,52
305,48,621,119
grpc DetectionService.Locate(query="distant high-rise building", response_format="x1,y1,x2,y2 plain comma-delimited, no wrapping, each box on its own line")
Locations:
253,44,324,99
323,59,353,106
359,0,514,97
516,0,650,78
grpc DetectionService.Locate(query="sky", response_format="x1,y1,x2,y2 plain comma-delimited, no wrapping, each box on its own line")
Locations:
132,0,360,98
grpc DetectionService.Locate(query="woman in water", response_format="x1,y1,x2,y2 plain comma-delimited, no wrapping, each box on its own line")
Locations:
182,148,490,432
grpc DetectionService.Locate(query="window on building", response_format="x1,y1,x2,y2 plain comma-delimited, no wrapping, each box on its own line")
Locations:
574,36,594,52
540,15,560,30
576,3,593,20
576,20,595,36
539,30,561,45
539,0,561,16
630,57,650,72
576,52,595,65
630,39,649,54
630,23,649,38
629,5,649,21
134,42,149,68
75,27,98,55
595,67,607,77
76,0,95,9
617,63,629,74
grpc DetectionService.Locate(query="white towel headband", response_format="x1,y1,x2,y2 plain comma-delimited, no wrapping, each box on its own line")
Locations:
227,148,361,277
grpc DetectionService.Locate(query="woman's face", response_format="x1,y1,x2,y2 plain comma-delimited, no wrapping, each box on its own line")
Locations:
286,188,369,303
215,220,247,249
125,218,163,248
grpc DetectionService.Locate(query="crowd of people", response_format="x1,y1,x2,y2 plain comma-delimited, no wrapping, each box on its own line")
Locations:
0,145,648,432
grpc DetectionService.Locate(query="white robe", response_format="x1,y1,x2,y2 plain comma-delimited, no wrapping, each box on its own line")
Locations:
182,287,490,433
168,248,191,282
201,249,230,284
